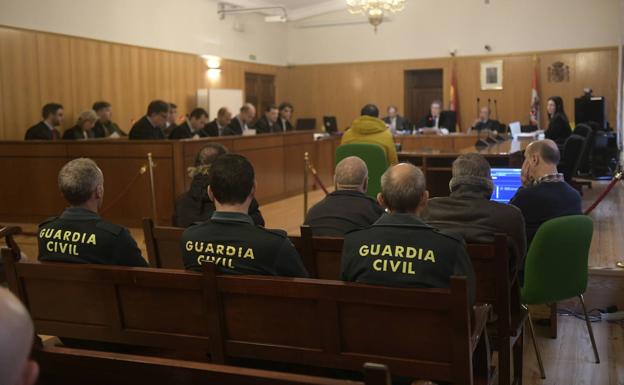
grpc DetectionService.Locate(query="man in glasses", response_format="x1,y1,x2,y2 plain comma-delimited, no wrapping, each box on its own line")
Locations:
129,100,170,140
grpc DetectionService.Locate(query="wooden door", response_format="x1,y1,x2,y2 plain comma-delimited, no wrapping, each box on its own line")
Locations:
404,69,443,125
245,73,275,125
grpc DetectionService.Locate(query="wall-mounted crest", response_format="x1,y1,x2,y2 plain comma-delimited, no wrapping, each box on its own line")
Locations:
547,61,570,83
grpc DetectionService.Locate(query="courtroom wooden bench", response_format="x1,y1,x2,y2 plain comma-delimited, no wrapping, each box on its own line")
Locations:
293,228,523,385
3,250,492,384
34,346,391,385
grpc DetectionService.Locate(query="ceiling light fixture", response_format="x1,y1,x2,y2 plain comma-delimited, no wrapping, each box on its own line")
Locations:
346,0,406,32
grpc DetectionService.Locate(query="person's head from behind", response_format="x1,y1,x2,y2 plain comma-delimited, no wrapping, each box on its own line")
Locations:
76,110,98,132
146,100,170,128
0,287,39,385
479,106,490,122
547,96,565,119
188,108,208,131
216,107,232,127
167,103,178,125
334,156,369,193
92,101,112,123
387,105,398,118
378,163,428,215
430,100,442,118
522,139,560,185
360,104,379,118
239,103,256,123
58,158,104,212
42,103,64,126
449,153,493,197
208,154,255,211
278,102,293,121
188,143,228,178
265,105,279,124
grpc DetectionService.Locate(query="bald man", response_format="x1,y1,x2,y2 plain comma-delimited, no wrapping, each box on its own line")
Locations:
304,156,383,236
510,139,581,244
340,163,475,303
223,103,256,136
0,288,39,385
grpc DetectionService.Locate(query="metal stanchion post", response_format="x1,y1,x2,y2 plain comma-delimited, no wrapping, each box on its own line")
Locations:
147,153,158,224
304,152,310,218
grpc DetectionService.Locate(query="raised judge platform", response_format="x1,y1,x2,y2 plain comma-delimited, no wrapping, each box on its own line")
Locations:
0,132,515,227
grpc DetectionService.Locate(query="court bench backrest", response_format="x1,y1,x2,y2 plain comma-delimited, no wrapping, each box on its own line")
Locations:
35,346,391,385
3,250,489,385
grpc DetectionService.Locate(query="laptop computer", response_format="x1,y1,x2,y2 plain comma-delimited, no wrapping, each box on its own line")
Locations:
323,116,338,133
490,168,522,203
296,118,316,131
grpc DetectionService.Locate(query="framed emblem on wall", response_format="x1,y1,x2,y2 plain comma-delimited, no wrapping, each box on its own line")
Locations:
480,60,503,90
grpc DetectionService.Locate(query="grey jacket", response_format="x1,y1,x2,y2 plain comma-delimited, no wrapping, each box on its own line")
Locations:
422,183,527,273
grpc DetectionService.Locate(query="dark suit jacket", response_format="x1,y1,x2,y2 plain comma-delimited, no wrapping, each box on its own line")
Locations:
254,116,278,134
472,119,501,132
202,119,222,137
93,121,125,138
416,111,455,131
223,117,244,136
276,119,293,132
169,121,206,140
62,125,94,140
25,121,60,140
545,114,572,145
128,116,165,140
382,115,410,132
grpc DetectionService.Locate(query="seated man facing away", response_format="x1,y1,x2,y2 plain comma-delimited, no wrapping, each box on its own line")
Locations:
181,154,308,277
0,287,39,385
341,163,475,303
38,158,147,267
304,156,383,236
510,139,582,244
341,104,398,166
173,143,265,227
422,153,526,272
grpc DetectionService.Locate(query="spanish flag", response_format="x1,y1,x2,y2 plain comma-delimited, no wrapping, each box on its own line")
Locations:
449,62,460,131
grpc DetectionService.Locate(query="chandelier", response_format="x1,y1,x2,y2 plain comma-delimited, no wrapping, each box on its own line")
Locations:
346,0,406,32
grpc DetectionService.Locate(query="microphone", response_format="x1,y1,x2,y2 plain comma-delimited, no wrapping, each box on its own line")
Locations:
476,97,480,117
493,99,499,120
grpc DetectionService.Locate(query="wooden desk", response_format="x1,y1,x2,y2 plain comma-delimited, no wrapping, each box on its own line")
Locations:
395,133,481,152
0,132,339,227
398,139,528,197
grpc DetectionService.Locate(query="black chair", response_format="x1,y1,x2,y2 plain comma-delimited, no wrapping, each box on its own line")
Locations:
572,124,595,187
558,134,589,193
440,110,456,132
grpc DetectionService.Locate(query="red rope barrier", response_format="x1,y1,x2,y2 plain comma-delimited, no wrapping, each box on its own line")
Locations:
100,166,147,215
306,163,329,195
584,171,622,215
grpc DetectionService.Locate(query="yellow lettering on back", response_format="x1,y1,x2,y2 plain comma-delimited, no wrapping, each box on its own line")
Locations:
86,234,96,245
359,245,369,256
424,250,436,263
243,248,255,259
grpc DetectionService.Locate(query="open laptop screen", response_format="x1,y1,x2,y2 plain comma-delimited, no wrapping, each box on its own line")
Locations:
490,168,522,203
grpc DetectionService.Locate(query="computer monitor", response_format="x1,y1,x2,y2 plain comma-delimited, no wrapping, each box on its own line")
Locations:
296,118,316,131
490,168,522,203
323,116,338,133
575,96,606,129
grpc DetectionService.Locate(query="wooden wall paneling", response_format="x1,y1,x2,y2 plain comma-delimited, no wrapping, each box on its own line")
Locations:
150,50,173,110
70,38,104,120
99,43,132,133
125,46,152,123
574,50,618,125
0,27,41,140
169,53,199,117
35,33,74,133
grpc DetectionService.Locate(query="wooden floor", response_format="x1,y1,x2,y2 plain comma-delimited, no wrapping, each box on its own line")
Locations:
5,181,624,385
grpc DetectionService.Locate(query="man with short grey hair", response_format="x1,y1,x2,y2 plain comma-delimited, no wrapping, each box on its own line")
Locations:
0,287,39,385
304,156,383,236
341,163,475,303
38,158,147,266
423,153,527,272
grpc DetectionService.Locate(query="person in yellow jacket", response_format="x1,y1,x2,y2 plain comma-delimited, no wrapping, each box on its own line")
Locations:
341,104,398,165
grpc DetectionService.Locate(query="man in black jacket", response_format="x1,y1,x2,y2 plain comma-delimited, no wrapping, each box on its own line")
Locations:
128,100,169,140
92,101,126,138
169,108,209,139
173,143,265,227
223,103,255,136
25,103,64,140
276,102,294,132
470,107,501,132
254,105,279,134
304,156,383,236
341,163,475,303
203,107,232,137
382,105,411,134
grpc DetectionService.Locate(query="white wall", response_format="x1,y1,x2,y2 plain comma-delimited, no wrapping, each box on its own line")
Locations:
286,0,622,65
0,0,288,65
